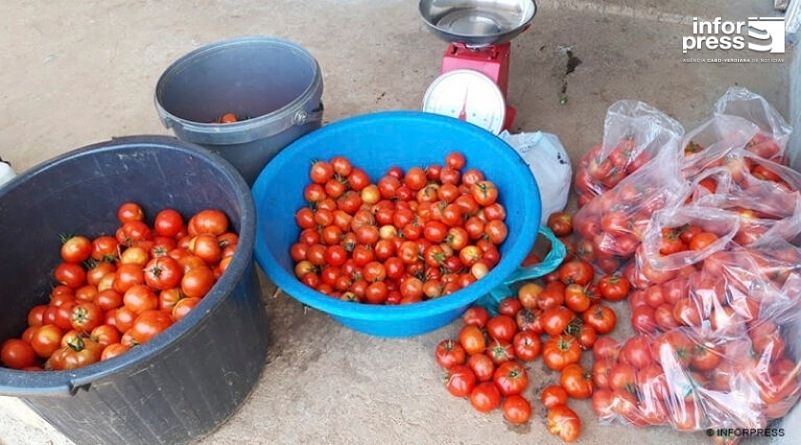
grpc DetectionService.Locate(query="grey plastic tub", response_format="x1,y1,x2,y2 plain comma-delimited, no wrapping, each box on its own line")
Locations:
0,136,268,445
155,37,324,184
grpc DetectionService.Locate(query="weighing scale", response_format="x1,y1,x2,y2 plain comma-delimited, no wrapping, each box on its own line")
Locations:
419,0,537,133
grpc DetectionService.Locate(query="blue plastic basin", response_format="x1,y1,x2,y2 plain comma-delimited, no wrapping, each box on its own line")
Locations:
252,111,541,337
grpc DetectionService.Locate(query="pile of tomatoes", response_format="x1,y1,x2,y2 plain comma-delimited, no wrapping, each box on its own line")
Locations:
433,213,630,443
290,153,508,304
0,203,237,371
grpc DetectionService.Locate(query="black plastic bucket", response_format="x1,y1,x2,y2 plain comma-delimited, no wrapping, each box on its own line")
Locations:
155,37,324,185
0,136,268,445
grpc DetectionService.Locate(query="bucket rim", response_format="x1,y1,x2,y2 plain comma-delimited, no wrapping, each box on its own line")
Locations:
154,36,323,141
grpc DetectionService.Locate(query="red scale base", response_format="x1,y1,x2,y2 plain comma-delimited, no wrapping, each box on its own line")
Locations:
440,42,516,131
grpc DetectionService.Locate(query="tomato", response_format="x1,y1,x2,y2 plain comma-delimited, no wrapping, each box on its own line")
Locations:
591,388,614,418
435,339,465,369
659,228,687,255
470,382,501,413
690,343,721,371
114,307,138,332
92,235,119,262
542,306,574,336
547,405,581,443
637,363,669,402
501,395,531,425
494,298,520,318
60,235,92,264
513,331,541,361
486,315,517,343
543,335,582,371
172,297,201,321
117,221,153,246
564,284,592,312
598,275,630,301
442,364,477,398
123,285,159,315
591,359,612,389
547,212,573,237
577,324,597,350
541,385,569,409
651,331,693,368
54,262,86,289
181,266,215,298
463,307,489,328
464,216,485,240
70,303,103,332
538,281,566,309
631,305,657,334
189,209,229,236
608,362,637,394
471,181,498,206
87,262,116,287
364,281,389,304
559,260,594,285
153,209,184,238
27,305,48,327
484,220,508,245
91,325,121,347
443,151,465,170
459,168,482,186
50,336,102,370
308,160,334,184
672,298,702,326
688,231,718,251
30,325,63,358
493,360,528,397
620,335,653,369
458,325,486,356
113,264,145,294
517,282,542,310
101,343,130,361
560,363,593,399
117,202,144,224
1,339,37,369
486,340,514,365
141,256,183,291
582,304,616,334
129,310,173,345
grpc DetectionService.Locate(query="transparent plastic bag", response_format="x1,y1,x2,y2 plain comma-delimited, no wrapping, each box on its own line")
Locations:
681,115,760,178
500,131,572,226
713,86,792,163
574,148,689,262
625,206,740,289
575,101,684,206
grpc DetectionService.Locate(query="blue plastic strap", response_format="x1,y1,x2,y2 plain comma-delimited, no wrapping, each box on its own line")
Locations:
476,227,566,314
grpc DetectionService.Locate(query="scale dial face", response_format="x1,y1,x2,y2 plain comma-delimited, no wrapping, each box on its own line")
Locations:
422,69,506,134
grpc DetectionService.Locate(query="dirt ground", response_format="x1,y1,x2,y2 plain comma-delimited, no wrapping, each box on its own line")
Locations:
0,0,793,444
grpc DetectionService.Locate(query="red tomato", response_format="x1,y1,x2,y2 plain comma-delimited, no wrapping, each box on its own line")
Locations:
541,384,569,408
445,364,477,397
117,202,144,224
61,235,92,264
1,339,37,369
560,363,593,399
497,297,522,317
517,283,542,310
90,325,121,347
181,266,215,298
538,281,566,310
144,257,183,290
620,335,653,369
189,209,229,236
513,331,541,361
467,353,495,382
172,297,201,321
547,405,581,442
688,231,718,250
493,362,528,396
564,284,592,313
598,275,630,301
503,395,532,424
30,325,63,358
435,339,465,369
543,335,582,371
542,305,574,337
470,181,498,206
582,304,617,334
129,310,173,345
101,343,130,361
70,303,103,332
470,382,501,413
487,340,515,365
547,212,573,237
559,260,594,285
54,262,86,289
486,315,517,343
458,325,487,356
463,307,490,328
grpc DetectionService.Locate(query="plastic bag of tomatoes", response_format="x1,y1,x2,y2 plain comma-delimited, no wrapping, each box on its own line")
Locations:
713,86,792,163
625,206,741,289
0,202,237,372
574,148,689,262
589,326,797,433
574,100,684,207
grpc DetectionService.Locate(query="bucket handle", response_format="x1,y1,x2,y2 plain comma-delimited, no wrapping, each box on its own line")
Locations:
476,227,566,313
293,103,324,127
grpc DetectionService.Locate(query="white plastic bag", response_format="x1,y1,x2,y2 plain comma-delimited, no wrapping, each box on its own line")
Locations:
500,131,571,225
0,157,15,189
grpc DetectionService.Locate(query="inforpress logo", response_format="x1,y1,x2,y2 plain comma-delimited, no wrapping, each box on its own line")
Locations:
682,17,785,54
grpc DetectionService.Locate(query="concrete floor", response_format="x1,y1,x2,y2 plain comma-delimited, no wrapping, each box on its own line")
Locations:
0,0,793,444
